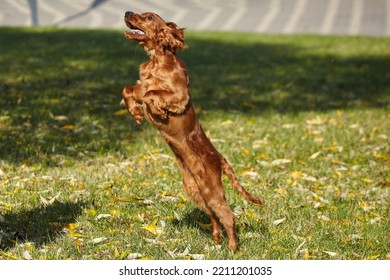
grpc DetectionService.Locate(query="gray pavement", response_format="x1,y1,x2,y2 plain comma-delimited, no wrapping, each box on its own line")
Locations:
0,0,389,37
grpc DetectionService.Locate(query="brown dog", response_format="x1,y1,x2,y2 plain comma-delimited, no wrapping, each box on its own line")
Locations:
121,11,263,251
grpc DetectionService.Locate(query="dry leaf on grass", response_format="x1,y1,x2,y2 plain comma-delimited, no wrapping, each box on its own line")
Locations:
40,192,61,206
90,237,108,244
272,217,286,226
23,250,32,260
323,251,338,257
127,253,143,260
141,218,163,235
271,159,292,166
96,214,112,220
144,238,165,245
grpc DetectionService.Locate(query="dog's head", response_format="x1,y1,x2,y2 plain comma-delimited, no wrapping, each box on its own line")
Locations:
124,11,187,54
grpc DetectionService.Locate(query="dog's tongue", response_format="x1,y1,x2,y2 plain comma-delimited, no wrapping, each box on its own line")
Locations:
128,29,145,36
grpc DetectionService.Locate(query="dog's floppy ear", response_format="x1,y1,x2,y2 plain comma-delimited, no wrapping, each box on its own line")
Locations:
158,22,187,52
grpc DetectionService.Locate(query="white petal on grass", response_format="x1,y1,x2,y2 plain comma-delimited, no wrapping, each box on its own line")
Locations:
182,246,190,256
161,196,178,202
306,117,326,125
40,192,61,206
165,249,177,259
53,115,69,121
90,237,108,244
144,238,165,245
23,250,33,260
349,234,363,240
271,159,292,166
301,174,318,182
173,211,182,221
174,251,205,260
272,217,286,226
96,214,112,220
233,206,243,216
323,251,338,257
258,161,270,167
282,123,297,129
369,217,381,224
189,254,205,260
309,151,322,160
319,215,330,222
40,196,48,205
295,240,306,255
127,253,143,260
143,199,154,205
244,171,260,179
313,202,322,208
49,192,61,204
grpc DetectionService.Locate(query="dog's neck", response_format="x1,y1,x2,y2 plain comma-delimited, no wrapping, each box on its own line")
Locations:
140,42,176,58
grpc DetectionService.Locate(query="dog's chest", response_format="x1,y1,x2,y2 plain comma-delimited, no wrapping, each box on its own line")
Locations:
139,61,168,91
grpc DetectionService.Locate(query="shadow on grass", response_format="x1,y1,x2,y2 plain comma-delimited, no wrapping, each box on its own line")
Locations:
0,201,83,250
184,35,389,112
0,28,389,164
170,208,215,243
171,207,269,249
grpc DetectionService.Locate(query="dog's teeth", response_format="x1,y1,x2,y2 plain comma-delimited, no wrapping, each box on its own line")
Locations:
130,29,145,35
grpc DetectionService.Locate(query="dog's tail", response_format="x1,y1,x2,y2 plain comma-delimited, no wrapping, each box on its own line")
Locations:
221,156,264,206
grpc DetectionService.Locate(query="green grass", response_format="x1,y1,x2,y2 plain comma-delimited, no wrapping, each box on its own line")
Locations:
0,27,389,260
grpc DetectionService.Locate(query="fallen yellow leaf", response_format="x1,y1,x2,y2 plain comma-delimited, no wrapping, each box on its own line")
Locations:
114,247,119,259
365,255,380,260
291,171,302,178
65,223,79,231
114,109,128,116
60,124,74,130
303,249,310,260
141,218,162,235
69,232,84,238
0,251,18,260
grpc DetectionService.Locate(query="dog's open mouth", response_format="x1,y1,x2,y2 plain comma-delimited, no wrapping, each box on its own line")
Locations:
126,23,146,36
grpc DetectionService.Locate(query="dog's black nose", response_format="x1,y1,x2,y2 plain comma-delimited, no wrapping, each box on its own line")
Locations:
125,11,133,18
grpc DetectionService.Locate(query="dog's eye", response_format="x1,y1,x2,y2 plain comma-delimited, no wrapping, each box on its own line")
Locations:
147,16,153,20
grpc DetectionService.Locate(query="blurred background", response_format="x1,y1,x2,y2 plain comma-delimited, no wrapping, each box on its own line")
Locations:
0,0,389,37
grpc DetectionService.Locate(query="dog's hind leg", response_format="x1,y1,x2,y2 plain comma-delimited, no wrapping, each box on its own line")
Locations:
202,181,238,251
176,157,223,245
185,163,238,251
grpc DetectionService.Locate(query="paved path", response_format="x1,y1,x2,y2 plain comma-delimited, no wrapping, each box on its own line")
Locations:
1,0,389,37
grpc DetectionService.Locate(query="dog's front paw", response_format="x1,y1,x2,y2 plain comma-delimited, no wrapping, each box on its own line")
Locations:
168,95,190,115
122,86,135,97
122,87,144,124
147,99,168,119
127,103,144,124
169,105,187,115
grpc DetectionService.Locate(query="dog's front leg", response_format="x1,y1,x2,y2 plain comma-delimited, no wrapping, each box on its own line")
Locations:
122,85,144,124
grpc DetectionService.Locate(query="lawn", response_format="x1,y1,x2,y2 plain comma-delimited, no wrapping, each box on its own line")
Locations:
0,27,389,260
